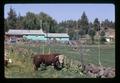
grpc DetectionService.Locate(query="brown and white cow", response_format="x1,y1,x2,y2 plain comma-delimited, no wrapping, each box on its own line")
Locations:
32,53,64,71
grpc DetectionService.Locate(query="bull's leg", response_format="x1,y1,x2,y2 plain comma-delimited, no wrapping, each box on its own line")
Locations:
53,62,61,70
53,64,57,69
44,64,47,70
40,63,47,71
62,63,64,68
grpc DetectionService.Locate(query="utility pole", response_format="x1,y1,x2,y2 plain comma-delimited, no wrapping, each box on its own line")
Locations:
98,25,101,66
79,39,85,69
41,20,44,54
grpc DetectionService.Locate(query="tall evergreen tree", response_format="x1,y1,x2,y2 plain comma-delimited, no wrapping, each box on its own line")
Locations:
16,13,24,29
4,19,9,31
49,19,58,33
100,30,106,44
101,19,115,29
78,12,89,35
7,7,17,29
93,18,100,31
79,28,85,38
88,28,96,44
68,28,75,40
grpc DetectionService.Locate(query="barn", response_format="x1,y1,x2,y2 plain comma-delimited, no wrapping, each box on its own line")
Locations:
5,29,69,43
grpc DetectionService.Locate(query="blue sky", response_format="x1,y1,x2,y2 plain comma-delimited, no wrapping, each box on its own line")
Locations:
4,4,115,23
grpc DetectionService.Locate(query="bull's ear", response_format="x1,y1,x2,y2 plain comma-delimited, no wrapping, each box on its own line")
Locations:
55,56,59,59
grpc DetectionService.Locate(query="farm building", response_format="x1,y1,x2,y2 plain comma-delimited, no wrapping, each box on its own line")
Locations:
105,29,115,42
94,29,115,43
46,33,69,41
5,29,69,42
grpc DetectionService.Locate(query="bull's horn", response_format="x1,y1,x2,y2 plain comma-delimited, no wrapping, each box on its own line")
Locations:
55,56,59,58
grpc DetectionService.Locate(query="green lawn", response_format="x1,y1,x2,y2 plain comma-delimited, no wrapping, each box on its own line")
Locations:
5,43,115,78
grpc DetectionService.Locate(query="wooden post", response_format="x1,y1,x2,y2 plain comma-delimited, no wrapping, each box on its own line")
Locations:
43,43,44,54
70,59,73,67
48,48,51,54
98,31,101,66
64,55,67,65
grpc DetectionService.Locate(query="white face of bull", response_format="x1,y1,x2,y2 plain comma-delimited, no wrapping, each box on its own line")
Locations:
54,54,64,69
58,55,64,64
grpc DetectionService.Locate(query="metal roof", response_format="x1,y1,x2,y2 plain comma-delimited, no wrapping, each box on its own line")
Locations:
6,29,45,35
46,33,69,38
5,29,69,38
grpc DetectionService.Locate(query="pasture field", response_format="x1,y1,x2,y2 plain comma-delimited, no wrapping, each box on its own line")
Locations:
5,43,115,78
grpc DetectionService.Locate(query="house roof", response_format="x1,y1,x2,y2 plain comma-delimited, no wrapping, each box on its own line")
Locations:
5,29,69,38
6,29,45,35
46,33,69,38
105,29,115,38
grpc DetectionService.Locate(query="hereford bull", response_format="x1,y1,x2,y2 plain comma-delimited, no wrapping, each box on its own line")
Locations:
32,53,64,71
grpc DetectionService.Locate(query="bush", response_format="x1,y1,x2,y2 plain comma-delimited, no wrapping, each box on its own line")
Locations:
100,37,106,44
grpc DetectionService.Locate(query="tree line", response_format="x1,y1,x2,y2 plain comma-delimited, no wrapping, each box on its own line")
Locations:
4,7,115,43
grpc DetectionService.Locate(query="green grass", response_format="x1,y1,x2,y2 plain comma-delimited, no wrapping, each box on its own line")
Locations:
5,43,115,78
